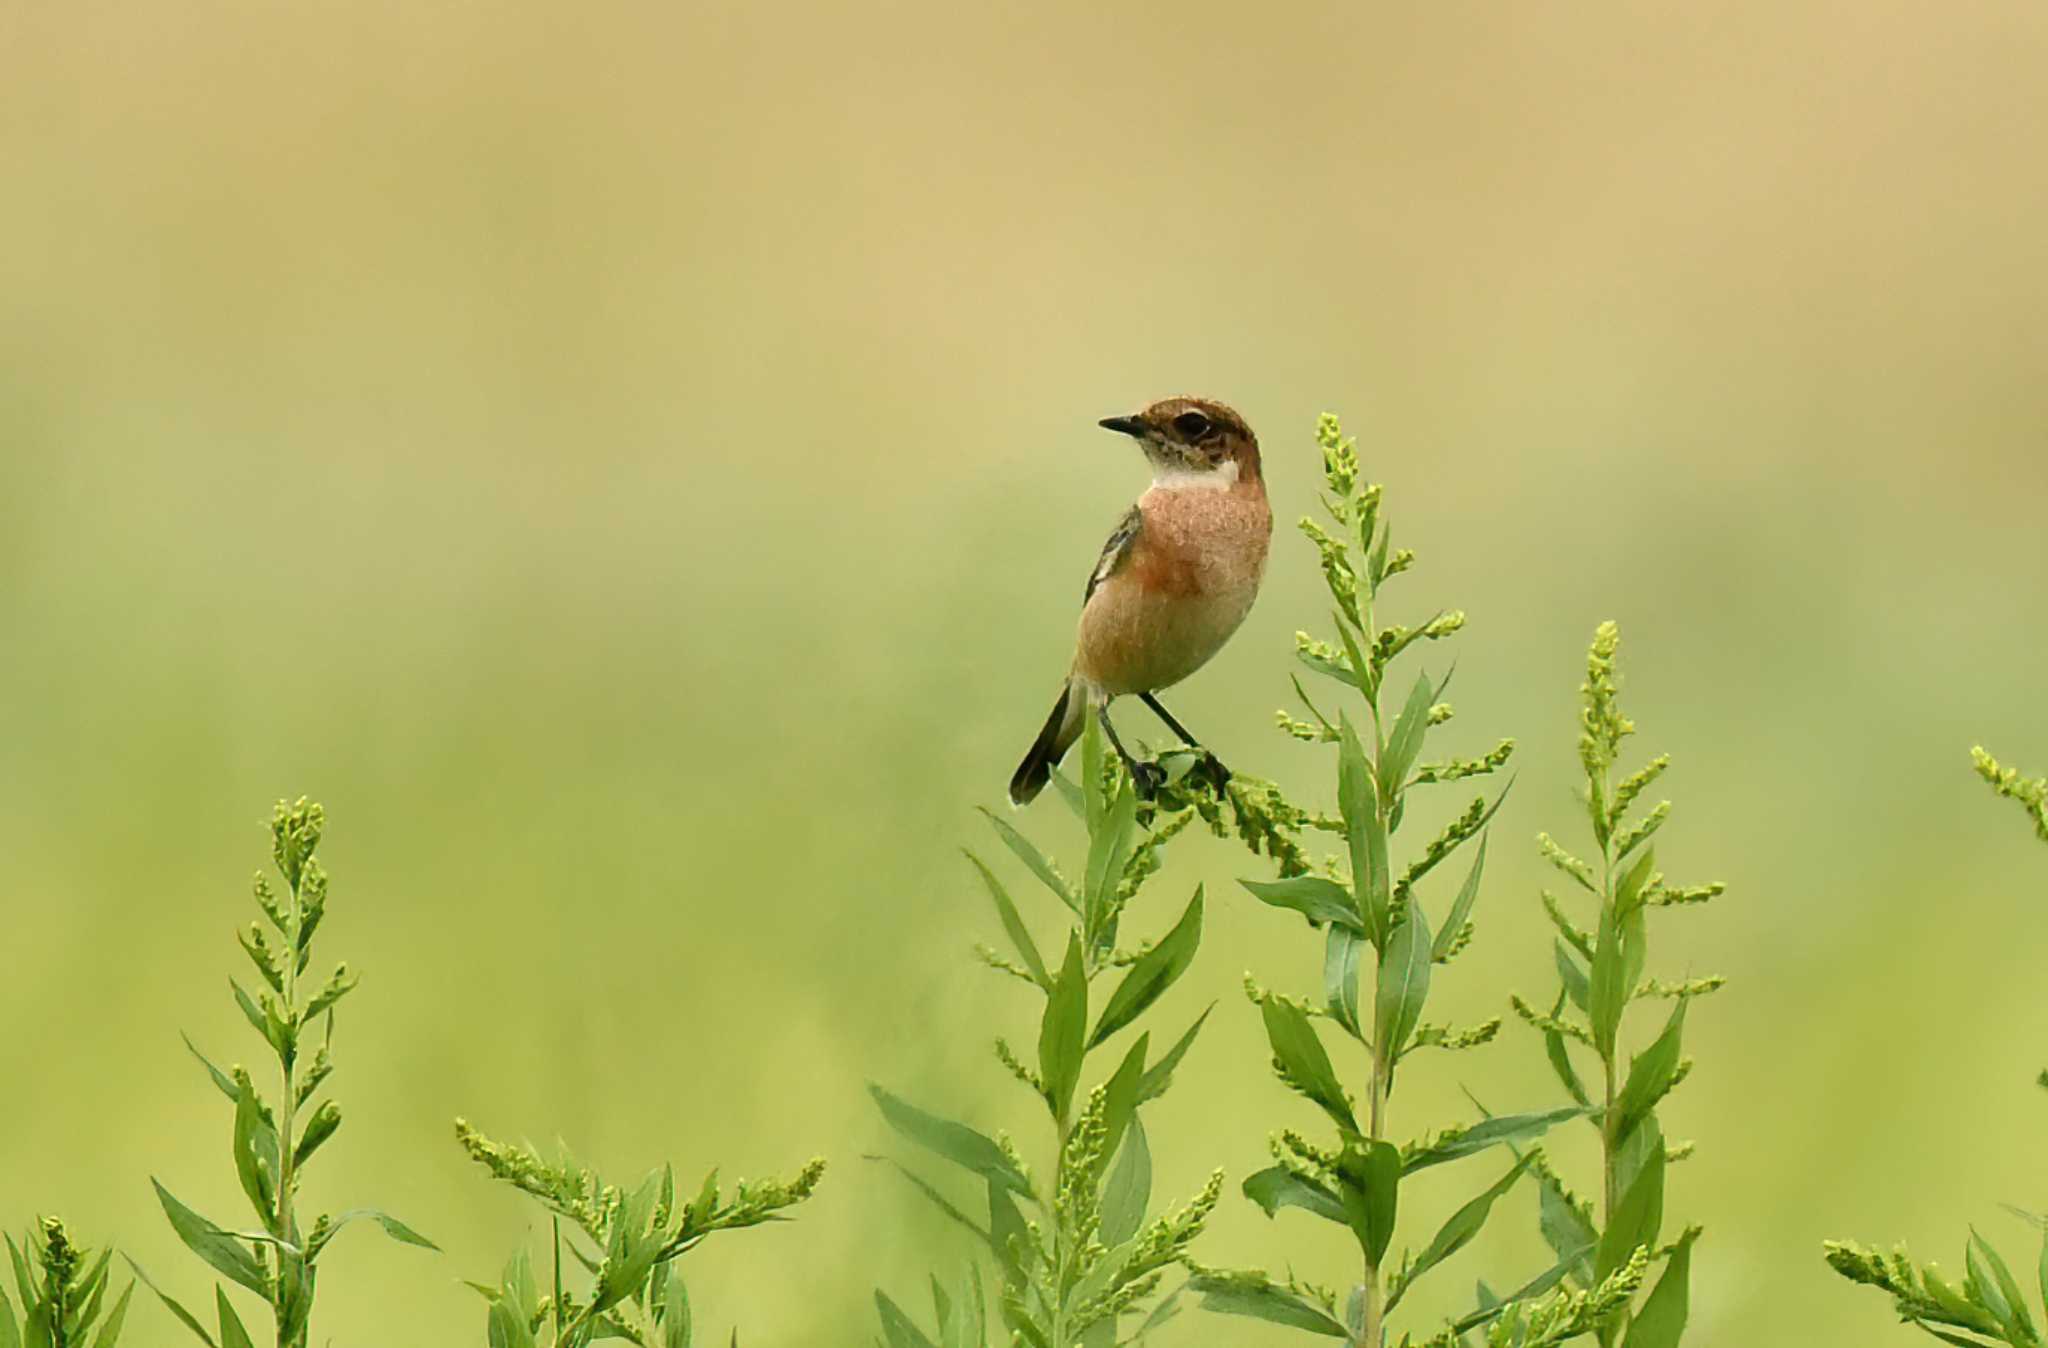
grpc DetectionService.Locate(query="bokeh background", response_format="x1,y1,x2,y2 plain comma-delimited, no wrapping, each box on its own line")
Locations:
5,1,2047,1342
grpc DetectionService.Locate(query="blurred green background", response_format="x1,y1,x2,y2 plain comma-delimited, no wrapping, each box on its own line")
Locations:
4,1,2047,1342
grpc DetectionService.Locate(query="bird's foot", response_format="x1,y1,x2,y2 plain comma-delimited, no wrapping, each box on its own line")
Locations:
1129,758,1168,801
1196,751,1233,793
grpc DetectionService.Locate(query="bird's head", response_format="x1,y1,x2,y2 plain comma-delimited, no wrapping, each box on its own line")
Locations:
1098,397,1261,486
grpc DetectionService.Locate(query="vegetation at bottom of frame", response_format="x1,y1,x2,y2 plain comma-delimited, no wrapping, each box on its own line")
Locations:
1186,412,1602,1347
131,799,437,1348
1824,747,2048,1348
1504,622,1724,1348
870,715,1222,1348
456,1121,823,1347
2,1218,138,1347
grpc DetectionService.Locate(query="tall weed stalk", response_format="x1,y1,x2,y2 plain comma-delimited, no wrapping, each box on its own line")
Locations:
1190,414,1621,1347
870,715,1220,1348
1511,624,1724,1348
133,799,436,1347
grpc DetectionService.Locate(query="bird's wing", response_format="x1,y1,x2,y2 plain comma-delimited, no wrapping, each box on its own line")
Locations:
1083,503,1144,604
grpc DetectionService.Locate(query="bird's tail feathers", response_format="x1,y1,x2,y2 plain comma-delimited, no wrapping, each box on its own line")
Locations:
1008,681,1085,806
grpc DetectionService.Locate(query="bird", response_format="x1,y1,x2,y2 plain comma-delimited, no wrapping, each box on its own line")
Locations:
1008,397,1272,806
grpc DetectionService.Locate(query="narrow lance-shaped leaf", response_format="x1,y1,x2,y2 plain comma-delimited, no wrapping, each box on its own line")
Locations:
868,1086,1029,1193
1588,904,1628,1060
1341,1141,1402,1265
214,1288,254,1348
1259,997,1355,1131
965,852,1049,990
1386,1154,1535,1312
1191,1277,1347,1337
1137,1005,1211,1104
1243,1167,1347,1227
1596,1123,1666,1281
1401,1103,1588,1174
1039,935,1088,1120
1090,888,1203,1048
1431,833,1489,961
1611,998,1688,1147
150,1181,267,1297
1375,895,1432,1066
1380,673,1436,801
1336,713,1384,942
1240,876,1365,933
1322,926,1362,1040
1100,1116,1153,1247
1622,1227,1697,1348
975,810,1078,915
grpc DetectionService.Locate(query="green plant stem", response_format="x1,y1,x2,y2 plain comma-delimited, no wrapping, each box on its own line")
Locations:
1357,696,1390,1348
1593,774,1631,1348
274,875,303,1347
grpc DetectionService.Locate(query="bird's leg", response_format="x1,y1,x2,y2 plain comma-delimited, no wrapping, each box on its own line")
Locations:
1098,705,1166,800
1139,692,1231,791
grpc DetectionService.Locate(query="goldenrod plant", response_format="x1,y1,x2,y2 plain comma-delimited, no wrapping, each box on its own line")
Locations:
1510,624,1724,1348
2,1218,136,1347
131,800,436,1347
1823,747,2047,1347
1190,414,1593,1347
454,1122,823,1347
871,715,1221,1348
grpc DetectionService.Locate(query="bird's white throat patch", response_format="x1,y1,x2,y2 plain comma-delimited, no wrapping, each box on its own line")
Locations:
1151,460,1239,492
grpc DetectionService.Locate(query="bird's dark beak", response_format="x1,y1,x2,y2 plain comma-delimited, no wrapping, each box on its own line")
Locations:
1097,415,1146,437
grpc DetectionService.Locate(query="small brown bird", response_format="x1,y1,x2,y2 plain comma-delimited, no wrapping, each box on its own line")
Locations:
1009,397,1272,805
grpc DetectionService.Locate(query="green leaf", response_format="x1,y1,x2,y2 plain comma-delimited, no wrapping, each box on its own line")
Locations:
875,1291,938,1348
1240,877,1364,932
1324,925,1365,1040
1137,1006,1211,1104
229,1082,276,1228
661,1267,693,1348
1039,934,1088,1119
1537,1176,1598,1284
120,1258,218,1348
1259,997,1355,1130
1431,834,1489,961
214,1288,254,1348
90,1283,134,1348
1969,1230,2036,1342
0,1285,16,1348
151,1182,267,1298
182,1035,243,1107
1612,998,1689,1147
1379,674,1435,800
1242,1167,1347,1226
976,810,1078,915
1100,1117,1153,1246
1544,1008,1592,1109
1083,777,1140,926
1341,1141,1402,1265
1449,1245,1591,1334
1622,1228,1697,1348
1337,713,1385,940
310,1208,440,1257
1589,904,1628,1060
1375,895,1432,1064
1387,1154,1534,1313
965,852,1050,990
1099,1033,1149,1160
1090,888,1203,1048
1554,940,1590,1013
1596,1128,1667,1280
1191,1278,1347,1336
868,1086,1029,1193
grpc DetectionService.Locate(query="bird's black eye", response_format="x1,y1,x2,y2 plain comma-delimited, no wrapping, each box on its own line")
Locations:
1172,410,1212,439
